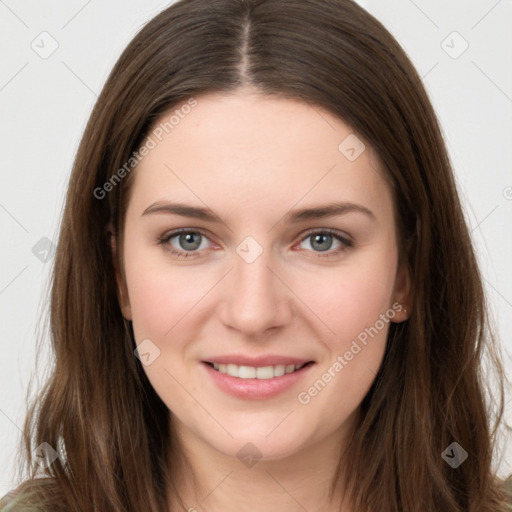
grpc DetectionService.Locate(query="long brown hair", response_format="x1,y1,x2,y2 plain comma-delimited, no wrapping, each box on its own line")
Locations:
2,0,511,511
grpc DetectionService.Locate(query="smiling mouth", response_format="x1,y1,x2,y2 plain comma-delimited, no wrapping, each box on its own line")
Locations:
205,361,314,380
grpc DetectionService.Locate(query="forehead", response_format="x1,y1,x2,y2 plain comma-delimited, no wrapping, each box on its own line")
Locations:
128,90,393,225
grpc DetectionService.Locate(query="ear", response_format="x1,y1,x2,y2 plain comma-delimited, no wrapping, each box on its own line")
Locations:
109,225,132,321
391,252,413,323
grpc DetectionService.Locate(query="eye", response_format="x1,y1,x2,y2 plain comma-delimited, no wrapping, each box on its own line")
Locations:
296,229,352,257
158,229,213,258
157,228,353,260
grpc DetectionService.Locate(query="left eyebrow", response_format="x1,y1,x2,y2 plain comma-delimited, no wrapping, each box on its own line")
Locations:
283,201,376,223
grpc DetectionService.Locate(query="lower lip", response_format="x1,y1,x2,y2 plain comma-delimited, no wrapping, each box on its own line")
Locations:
201,362,314,400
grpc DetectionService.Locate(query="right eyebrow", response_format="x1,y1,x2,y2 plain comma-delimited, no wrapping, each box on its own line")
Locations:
141,202,222,222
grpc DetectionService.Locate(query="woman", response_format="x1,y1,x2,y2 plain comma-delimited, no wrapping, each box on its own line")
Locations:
2,0,511,510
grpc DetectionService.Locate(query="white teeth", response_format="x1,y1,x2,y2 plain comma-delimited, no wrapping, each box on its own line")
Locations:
273,365,285,377
238,366,256,378
210,362,308,379
227,364,239,377
256,366,273,379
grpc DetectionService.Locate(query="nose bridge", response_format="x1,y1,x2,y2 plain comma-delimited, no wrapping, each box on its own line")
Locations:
219,237,292,335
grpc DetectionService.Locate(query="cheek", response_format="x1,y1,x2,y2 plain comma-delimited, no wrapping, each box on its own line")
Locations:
294,246,398,405
127,268,197,340
123,235,212,341
301,246,398,345
122,243,211,405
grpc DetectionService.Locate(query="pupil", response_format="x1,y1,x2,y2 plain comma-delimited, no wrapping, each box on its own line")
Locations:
312,234,332,252
180,232,201,250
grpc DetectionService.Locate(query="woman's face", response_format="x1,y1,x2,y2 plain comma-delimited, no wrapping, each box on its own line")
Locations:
116,89,409,461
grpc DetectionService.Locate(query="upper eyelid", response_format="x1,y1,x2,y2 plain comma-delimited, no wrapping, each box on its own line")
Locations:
162,227,215,244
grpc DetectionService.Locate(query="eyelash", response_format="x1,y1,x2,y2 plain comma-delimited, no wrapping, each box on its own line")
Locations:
157,228,353,260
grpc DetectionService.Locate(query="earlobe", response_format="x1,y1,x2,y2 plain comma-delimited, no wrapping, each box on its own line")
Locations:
110,228,132,321
118,291,133,321
394,304,409,323
391,258,413,323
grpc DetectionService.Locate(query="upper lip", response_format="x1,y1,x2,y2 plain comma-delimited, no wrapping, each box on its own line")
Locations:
203,355,314,367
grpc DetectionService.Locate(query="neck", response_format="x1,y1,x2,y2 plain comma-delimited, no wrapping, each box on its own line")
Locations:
166,416,355,512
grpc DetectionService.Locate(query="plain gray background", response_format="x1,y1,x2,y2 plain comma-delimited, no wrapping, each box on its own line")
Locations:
1,0,511,493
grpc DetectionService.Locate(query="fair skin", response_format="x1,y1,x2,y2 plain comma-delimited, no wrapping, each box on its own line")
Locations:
114,88,410,512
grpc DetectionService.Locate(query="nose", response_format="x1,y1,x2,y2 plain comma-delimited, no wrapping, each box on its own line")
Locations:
218,246,294,338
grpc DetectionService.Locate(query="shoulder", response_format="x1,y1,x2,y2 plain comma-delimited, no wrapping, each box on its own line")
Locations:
0,479,62,512
504,474,512,511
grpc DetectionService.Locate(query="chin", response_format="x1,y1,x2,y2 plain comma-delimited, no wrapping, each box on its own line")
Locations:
193,414,318,462
214,435,307,463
